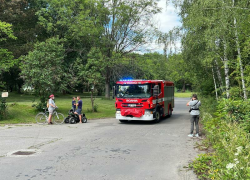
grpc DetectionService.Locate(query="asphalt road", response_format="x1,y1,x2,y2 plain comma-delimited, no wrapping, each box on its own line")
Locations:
0,98,200,180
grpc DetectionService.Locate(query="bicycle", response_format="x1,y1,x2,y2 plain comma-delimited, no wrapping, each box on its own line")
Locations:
35,107,65,124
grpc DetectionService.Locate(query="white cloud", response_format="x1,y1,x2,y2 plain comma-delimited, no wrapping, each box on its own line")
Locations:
145,0,182,54
155,1,181,33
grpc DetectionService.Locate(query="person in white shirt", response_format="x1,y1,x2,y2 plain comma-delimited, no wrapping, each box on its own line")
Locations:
48,94,56,124
186,94,201,137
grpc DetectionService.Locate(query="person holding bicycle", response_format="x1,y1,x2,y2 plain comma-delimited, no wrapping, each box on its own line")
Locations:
74,96,82,123
48,94,57,124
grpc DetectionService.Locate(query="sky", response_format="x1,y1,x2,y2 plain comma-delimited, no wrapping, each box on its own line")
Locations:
146,0,182,54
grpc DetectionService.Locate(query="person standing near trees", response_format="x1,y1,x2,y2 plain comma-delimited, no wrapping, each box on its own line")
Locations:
48,94,56,124
186,94,201,137
74,96,82,123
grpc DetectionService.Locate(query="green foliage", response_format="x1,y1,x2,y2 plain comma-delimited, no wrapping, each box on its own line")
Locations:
0,20,17,88
190,153,217,179
215,99,250,132
0,97,8,120
0,20,17,42
191,96,250,179
0,92,115,124
93,104,98,112
79,47,105,87
177,0,250,98
0,49,16,72
20,36,71,109
78,47,105,112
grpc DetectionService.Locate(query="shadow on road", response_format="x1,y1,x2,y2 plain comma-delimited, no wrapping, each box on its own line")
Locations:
118,113,186,126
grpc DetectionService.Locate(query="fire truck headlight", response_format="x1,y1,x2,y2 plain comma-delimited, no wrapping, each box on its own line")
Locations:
145,111,151,116
116,111,121,114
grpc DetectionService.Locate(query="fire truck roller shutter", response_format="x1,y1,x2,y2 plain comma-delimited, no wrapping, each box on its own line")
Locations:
164,86,174,116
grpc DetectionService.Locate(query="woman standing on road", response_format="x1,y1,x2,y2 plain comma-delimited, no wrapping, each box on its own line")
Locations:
186,94,201,137
48,94,56,124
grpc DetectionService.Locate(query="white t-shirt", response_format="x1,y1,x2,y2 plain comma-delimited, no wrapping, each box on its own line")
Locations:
48,99,55,111
189,100,201,115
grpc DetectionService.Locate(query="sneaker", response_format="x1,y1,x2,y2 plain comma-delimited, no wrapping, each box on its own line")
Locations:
188,134,193,137
195,133,199,137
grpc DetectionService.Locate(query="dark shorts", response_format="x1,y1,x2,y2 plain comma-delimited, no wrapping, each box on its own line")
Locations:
75,109,82,115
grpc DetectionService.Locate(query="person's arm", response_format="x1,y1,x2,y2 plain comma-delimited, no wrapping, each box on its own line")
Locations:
187,98,195,106
49,99,56,108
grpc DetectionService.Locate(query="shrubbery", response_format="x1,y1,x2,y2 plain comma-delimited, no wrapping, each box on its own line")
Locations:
190,96,250,179
0,97,8,120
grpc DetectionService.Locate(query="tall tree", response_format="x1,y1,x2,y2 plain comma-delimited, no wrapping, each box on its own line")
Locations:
100,0,161,98
37,0,161,98
0,0,48,92
20,37,70,108
174,0,250,98
0,20,17,88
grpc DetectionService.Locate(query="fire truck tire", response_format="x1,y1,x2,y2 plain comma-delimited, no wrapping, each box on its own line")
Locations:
119,120,128,123
154,110,161,123
168,106,172,117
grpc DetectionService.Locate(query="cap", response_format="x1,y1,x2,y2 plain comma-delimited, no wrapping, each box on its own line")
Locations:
49,94,54,98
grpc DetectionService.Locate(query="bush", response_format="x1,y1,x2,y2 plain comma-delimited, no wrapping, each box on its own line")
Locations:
215,99,250,132
93,104,98,112
87,104,98,112
191,97,250,179
0,97,8,120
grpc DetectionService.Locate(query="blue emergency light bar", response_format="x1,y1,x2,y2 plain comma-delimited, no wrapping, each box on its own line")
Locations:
119,78,133,81
119,78,147,81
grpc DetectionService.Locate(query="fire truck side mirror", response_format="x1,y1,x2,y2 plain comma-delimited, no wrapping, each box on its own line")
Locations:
153,85,159,97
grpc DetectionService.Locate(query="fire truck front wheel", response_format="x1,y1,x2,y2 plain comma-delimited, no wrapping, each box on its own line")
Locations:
119,120,128,123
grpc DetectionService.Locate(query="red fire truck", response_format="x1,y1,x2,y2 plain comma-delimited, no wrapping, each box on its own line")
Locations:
114,79,174,122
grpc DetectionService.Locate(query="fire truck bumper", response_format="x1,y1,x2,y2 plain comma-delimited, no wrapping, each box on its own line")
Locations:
116,113,154,121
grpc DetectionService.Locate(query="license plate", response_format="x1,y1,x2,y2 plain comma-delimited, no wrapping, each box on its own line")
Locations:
128,104,136,107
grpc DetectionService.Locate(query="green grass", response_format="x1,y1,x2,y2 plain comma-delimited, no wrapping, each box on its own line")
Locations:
1,91,190,124
1,92,116,124
174,92,193,98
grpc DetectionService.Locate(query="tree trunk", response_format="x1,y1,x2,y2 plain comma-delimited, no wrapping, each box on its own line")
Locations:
105,73,110,99
214,59,224,93
233,15,247,100
212,67,218,101
223,40,230,99
182,80,186,92
91,90,94,112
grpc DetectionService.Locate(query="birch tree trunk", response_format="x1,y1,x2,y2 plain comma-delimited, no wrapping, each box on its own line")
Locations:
214,59,224,93
223,40,230,99
212,67,218,101
231,0,247,100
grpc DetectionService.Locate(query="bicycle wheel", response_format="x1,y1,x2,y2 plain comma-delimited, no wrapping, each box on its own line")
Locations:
35,113,47,124
53,113,65,124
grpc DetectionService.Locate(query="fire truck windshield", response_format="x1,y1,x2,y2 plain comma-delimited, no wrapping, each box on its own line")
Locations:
116,84,152,98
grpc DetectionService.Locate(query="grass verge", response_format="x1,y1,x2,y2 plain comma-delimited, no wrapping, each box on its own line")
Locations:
1,92,115,124
189,97,250,179
1,91,190,124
